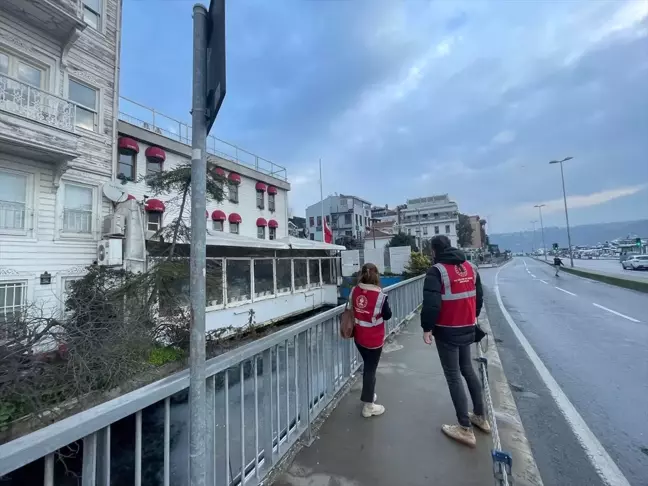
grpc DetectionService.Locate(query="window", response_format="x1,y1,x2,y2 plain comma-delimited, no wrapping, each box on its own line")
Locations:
147,213,162,232
69,79,98,131
118,153,136,180
228,182,239,203
230,222,239,234
344,214,351,225
212,220,223,232
309,217,314,227
407,228,412,235
434,226,439,235
0,51,44,89
256,190,264,209
147,160,162,176
268,193,275,212
433,212,439,218
317,216,322,227
83,0,102,29
423,226,428,235
445,225,451,234
257,226,265,239
0,281,26,336
63,184,93,234
310,234,315,240
269,227,276,240
325,215,330,223
0,171,27,231
61,277,81,313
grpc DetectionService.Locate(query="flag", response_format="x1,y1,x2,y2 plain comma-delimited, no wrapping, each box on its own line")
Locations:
324,218,333,244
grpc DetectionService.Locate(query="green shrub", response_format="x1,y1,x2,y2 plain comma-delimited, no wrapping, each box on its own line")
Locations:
405,252,431,276
148,347,185,367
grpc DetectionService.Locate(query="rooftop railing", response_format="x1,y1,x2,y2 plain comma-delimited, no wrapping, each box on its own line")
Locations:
118,97,288,181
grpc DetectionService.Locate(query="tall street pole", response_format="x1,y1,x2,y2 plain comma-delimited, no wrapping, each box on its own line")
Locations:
530,220,537,253
189,4,208,485
417,208,422,254
534,204,547,261
319,158,325,242
550,157,574,267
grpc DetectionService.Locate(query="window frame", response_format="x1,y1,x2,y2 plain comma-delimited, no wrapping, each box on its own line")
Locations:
257,226,265,239
0,49,47,90
118,152,136,181
434,226,439,235
59,180,97,239
60,275,83,315
212,220,224,232
230,222,239,234
268,193,275,212
256,190,265,210
269,227,276,240
445,224,451,234
228,181,239,204
147,212,162,233
0,279,28,339
67,77,99,133
83,0,103,31
309,217,314,227
0,167,33,237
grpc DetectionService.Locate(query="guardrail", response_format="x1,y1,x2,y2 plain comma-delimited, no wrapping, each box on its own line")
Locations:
118,97,288,181
0,275,424,485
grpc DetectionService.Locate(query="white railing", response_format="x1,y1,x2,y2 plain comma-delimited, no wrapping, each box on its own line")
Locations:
0,74,76,132
0,275,425,486
119,97,288,181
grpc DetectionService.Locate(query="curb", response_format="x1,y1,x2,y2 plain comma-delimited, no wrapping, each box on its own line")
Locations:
479,311,544,486
532,258,648,294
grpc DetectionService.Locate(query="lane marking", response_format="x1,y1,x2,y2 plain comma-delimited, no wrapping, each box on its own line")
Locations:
530,273,536,278
539,279,549,284
523,259,528,269
496,264,631,486
592,303,640,323
555,286,577,296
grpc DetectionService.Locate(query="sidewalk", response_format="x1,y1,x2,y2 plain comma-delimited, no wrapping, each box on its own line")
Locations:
273,315,493,486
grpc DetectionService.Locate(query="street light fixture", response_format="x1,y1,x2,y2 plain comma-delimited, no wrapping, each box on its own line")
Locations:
549,156,574,267
534,204,547,261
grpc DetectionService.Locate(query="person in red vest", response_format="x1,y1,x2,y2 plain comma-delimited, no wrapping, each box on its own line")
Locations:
349,263,392,417
421,235,490,447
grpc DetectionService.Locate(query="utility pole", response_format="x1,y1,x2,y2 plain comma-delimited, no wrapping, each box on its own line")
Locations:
417,208,422,254
549,157,574,267
530,220,537,253
319,158,325,242
534,204,547,261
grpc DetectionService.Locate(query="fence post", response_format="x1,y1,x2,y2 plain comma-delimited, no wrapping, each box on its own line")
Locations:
261,349,275,469
297,330,311,442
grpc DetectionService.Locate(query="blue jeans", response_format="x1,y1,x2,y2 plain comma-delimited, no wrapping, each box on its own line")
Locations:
435,340,484,427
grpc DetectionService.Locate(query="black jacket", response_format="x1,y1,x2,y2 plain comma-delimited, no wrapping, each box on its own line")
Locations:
420,248,484,346
554,257,564,266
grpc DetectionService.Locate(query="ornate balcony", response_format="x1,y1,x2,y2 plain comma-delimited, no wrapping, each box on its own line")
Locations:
0,0,85,43
0,73,80,163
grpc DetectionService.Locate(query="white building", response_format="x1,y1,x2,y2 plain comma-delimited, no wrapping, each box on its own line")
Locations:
305,194,372,242
1,0,122,319
400,194,459,248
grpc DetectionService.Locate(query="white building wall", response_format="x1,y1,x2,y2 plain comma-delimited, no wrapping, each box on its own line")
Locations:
0,0,121,317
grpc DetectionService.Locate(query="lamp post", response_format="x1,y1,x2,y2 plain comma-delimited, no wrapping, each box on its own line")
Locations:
549,156,574,267
534,204,547,261
416,208,422,254
530,220,537,253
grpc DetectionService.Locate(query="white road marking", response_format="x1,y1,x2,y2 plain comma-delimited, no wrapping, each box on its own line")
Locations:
539,280,549,284
496,264,631,486
530,274,536,278
523,259,528,269
592,303,640,323
555,286,577,296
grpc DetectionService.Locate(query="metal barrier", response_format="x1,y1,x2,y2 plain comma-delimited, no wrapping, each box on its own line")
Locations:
0,275,425,486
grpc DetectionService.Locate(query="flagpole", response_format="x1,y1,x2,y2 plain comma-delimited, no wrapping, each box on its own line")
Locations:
319,158,325,242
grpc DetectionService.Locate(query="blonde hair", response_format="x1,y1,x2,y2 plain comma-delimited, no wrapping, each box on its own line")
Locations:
358,263,381,286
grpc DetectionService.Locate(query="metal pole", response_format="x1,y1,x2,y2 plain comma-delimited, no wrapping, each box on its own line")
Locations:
319,158,325,242
417,209,422,254
189,5,208,486
530,221,537,253
536,205,547,261
559,161,575,267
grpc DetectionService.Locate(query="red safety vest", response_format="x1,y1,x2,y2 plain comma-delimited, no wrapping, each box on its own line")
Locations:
434,262,477,328
350,283,386,349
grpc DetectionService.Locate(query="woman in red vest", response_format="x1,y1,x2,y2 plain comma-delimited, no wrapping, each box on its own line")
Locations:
349,263,392,417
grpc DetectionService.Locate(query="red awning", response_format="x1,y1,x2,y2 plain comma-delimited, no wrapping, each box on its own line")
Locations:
118,137,139,154
144,198,165,212
211,210,226,221
145,146,166,163
126,194,136,201
229,213,242,224
256,218,267,227
268,219,279,228
214,167,226,177
228,172,241,184
268,186,278,195
255,182,267,192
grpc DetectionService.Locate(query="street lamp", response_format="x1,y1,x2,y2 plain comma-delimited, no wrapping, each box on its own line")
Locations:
534,204,547,261
549,156,574,267
530,220,537,253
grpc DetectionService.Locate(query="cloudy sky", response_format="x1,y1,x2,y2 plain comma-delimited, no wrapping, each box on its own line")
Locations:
120,0,648,234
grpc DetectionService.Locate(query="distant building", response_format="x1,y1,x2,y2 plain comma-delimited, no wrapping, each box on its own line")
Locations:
399,194,459,248
288,216,308,238
305,194,372,241
364,228,393,250
371,205,398,223
467,215,484,249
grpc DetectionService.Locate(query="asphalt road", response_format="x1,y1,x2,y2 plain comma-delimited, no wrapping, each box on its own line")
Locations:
480,258,648,486
570,257,648,281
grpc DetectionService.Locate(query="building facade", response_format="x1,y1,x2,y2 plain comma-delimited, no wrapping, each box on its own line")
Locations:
0,0,122,318
399,194,459,248
467,215,484,249
305,194,372,242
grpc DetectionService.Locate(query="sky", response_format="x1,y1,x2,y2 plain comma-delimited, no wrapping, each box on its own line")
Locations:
120,0,648,234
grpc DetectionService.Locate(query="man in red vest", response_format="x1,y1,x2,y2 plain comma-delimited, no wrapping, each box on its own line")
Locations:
421,235,490,447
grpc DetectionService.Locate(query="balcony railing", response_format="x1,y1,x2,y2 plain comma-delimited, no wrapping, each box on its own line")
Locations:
119,97,288,181
0,74,76,132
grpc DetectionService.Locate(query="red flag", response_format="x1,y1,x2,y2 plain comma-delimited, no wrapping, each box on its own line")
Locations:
324,219,333,244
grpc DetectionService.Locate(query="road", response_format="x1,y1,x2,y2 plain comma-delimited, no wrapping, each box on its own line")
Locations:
570,257,648,281
481,258,648,486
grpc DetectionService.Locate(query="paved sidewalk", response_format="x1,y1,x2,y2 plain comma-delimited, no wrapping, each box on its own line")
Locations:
273,315,493,486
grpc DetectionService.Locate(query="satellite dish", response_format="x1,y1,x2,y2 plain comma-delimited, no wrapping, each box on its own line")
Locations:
103,181,128,203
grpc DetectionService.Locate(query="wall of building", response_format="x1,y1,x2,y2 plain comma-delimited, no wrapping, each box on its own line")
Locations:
0,0,121,316
468,216,483,248
305,195,372,241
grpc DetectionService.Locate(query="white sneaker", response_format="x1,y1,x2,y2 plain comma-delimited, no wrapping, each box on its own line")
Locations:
362,403,386,418
441,424,476,447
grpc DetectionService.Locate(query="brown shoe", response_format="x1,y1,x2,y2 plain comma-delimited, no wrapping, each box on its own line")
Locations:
441,424,476,447
469,412,492,433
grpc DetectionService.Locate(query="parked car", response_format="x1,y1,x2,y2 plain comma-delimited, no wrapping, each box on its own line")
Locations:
621,255,648,270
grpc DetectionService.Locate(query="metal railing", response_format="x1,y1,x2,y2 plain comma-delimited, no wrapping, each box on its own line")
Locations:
118,97,288,181
0,74,76,132
0,275,425,485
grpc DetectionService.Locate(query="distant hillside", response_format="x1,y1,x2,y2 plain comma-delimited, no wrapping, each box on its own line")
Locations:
491,220,648,252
